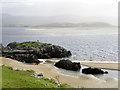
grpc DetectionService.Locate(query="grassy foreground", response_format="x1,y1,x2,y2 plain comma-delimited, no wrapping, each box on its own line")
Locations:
2,65,70,88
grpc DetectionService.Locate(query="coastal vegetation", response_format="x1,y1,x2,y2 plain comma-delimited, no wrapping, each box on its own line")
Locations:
2,65,70,88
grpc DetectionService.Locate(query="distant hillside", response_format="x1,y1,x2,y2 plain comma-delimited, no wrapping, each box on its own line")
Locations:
39,22,113,28
1,13,116,27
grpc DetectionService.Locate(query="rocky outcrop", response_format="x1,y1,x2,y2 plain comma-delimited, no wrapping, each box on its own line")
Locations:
2,41,72,64
5,41,72,58
0,44,4,50
0,44,3,56
6,54,39,64
82,67,108,75
54,59,81,71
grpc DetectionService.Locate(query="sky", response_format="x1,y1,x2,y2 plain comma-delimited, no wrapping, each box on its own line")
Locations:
1,0,119,17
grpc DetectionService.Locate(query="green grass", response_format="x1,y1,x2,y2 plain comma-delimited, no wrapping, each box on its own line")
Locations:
0,66,2,90
2,65,70,88
20,41,42,47
7,41,52,48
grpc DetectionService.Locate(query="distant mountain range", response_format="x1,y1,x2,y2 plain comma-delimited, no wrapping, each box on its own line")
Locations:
39,22,114,28
1,13,117,27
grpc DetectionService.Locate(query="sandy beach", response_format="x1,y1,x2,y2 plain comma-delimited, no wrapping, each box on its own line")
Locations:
0,57,119,88
80,61,119,71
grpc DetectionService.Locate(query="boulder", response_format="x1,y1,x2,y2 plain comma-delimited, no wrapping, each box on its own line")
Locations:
33,72,43,78
54,59,81,71
104,71,108,74
82,67,108,75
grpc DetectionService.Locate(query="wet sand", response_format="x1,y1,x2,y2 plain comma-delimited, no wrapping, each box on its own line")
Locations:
0,57,118,88
80,61,119,71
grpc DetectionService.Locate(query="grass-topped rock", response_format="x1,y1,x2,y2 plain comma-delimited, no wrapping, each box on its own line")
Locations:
2,41,72,64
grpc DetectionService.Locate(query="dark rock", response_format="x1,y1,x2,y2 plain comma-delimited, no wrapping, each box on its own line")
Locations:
0,44,4,50
2,41,72,64
82,67,108,75
104,71,108,74
13,54,40,64
6,41,72,59
33,72,43,78
0,44,3,56
72,62,81,71
4,53,40,64
54,59,81,71
7,42,19,49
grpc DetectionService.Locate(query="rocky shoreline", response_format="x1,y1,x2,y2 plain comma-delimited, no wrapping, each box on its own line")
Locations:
0,57,118,88
54,59,108,75
0,41,110,75
0,41,71,64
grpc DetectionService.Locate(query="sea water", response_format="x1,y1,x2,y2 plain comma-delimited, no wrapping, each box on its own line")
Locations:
2,27,118,62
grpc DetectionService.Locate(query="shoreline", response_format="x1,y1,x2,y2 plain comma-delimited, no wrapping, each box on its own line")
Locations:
80,61,119,71
45,59,119,71
0,57,119,88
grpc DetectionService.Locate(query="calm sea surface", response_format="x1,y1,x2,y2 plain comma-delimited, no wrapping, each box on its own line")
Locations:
2,27,118,61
